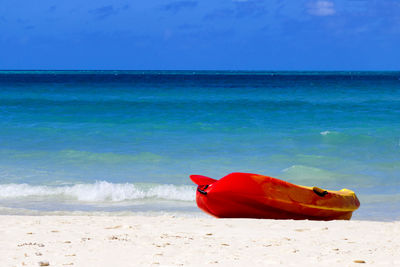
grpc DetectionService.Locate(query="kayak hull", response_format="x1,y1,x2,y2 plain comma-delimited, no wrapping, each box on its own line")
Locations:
191,173,360,220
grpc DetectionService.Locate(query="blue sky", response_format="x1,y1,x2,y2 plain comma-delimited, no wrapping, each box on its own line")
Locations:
0,0,399,70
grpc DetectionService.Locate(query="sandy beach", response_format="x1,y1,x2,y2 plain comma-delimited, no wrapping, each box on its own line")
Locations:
0,215,398,266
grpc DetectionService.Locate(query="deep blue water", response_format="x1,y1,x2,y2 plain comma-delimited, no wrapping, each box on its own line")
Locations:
0,71,399,220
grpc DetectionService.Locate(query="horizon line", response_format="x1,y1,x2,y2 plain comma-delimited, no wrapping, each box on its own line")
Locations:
0,69,399,73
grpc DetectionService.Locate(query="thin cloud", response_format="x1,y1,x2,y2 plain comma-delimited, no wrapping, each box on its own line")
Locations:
204,0,267,20
90,5,121,20
234,0,267,18
162,1,198,13
308,1,336,16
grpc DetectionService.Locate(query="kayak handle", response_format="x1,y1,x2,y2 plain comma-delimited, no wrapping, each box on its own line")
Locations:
313,187,328,197
197,185,209,195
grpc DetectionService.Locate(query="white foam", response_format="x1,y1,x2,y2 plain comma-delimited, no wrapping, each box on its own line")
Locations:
0,181,196,202
320,130,331,136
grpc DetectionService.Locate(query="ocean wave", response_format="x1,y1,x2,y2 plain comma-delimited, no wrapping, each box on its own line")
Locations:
320,130,332,136
0,181,195,202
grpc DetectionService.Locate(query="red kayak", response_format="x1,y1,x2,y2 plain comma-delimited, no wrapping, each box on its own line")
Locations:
190,172,360,220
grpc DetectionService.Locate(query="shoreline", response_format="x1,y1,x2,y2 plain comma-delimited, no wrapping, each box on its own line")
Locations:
1,215,399,266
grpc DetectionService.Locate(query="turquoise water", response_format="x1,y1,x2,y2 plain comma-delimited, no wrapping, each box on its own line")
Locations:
0,71,399,220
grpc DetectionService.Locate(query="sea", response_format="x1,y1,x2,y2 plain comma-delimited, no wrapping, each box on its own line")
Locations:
0,71,399,220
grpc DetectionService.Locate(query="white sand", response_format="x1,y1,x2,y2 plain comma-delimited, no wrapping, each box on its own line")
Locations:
0,215,399,266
